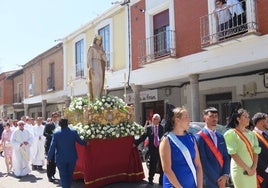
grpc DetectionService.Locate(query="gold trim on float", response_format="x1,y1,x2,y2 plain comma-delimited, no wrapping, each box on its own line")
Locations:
84,171,144,185
73,171,84,175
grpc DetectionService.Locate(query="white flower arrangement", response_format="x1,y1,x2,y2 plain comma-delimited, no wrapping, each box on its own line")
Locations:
70,122,145,140
68,97,89,112
90,95,126,112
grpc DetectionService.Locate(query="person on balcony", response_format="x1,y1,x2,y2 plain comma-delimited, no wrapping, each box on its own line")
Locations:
213,0,232,39
87,35,106,101
226,0,246,31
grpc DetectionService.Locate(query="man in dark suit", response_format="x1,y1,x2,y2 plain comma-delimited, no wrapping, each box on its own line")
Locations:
43,112,59,182
135,114,164,185
47,118,87,188
252,112,268,188
195,107,230,188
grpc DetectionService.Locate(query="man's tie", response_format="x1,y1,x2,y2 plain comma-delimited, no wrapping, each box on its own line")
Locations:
154,126,159,147
262,132,268,140
211,131,217,148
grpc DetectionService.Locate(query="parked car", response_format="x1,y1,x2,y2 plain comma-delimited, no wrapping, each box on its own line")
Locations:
188,121,228,134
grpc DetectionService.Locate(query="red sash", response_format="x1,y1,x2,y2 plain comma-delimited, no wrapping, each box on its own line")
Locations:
234,129,263,187
253,130,268,149
198,131,224,168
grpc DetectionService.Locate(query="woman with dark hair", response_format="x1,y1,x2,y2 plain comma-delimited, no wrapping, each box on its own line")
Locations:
159,107,203,188
224,108,261,188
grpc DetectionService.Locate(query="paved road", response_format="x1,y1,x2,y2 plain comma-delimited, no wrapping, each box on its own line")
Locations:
0,153,162,188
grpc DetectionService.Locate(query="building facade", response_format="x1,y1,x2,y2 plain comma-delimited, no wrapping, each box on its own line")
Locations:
1,0,267,125
0,71,16,118
128,0,268,125
22,43,66,119
62,3,130,106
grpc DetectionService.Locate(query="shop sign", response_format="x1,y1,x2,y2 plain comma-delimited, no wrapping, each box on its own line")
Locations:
125,89,158,104
140,89,158,103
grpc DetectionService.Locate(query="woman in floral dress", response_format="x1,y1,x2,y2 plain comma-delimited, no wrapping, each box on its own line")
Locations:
1,123,13,173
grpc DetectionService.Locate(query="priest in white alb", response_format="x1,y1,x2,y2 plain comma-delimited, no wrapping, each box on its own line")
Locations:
11,120,33,177
32,117,46,170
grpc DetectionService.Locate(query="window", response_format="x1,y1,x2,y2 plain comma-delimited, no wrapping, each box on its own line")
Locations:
98,25,110,70
29,72,35,96
153,10,170,58
75,39,85,78
47,63,55,90
0,86,2,97
17,83,23,102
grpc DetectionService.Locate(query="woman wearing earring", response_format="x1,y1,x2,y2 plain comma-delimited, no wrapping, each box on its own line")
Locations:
159,107,203,188
224,108,261,188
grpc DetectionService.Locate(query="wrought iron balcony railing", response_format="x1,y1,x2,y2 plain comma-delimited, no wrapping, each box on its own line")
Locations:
200,0,258,47
75,63,85,78
138,30,176,65
13,93,23,103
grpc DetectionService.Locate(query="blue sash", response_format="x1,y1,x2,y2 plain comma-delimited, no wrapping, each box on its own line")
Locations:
167,132,197,186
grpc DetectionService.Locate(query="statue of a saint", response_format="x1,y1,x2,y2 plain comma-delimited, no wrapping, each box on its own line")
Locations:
87,35,106,101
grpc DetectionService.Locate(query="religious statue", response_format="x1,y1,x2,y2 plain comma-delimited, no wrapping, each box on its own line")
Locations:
87,35,106,101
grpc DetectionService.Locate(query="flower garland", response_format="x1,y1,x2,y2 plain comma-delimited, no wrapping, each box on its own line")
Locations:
70,122,145,140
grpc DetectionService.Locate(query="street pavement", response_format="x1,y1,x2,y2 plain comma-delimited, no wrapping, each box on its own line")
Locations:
0,154,162,188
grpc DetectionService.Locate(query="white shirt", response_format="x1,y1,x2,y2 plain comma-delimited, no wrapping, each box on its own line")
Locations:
227,0,244,16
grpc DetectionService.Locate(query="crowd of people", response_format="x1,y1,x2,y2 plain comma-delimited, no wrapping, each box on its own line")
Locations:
137,107,268,188
0,115,48,177
0,105,267,188
0,112,87,188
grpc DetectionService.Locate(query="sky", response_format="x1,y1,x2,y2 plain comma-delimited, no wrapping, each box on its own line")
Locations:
0,0,116,73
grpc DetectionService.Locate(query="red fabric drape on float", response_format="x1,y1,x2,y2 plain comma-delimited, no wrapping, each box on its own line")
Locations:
73,136,144,188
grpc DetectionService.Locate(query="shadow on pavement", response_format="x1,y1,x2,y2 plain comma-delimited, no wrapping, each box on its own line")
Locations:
103,180,162,188
8,173,43,183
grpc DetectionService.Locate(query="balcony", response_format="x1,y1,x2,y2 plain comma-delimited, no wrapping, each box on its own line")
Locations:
200,0,259,48
47,77,55,91
75,63,85,79
13,93,23,103
138,30,176,66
